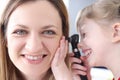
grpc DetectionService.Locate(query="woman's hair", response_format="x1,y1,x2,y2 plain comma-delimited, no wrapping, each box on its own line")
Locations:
0,0,69,80
77,0,120,28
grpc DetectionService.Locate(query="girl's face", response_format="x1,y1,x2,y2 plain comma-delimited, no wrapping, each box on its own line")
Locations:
78,19,113,67
6,1,62,77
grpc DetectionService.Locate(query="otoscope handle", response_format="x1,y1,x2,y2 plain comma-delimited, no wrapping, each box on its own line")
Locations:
79,62,88,80
73,48,88,80
68,34,88,80
80,75,88,80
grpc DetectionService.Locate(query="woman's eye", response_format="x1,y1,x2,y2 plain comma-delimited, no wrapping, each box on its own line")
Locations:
42,30,56,35
13,29,28,35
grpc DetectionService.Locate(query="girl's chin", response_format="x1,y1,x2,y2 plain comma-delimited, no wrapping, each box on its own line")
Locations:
87,59,97,67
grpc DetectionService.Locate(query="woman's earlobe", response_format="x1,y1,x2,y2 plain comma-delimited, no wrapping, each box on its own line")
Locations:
112,23,120,43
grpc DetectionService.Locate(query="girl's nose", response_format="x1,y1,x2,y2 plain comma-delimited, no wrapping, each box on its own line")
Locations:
25,34,43,53
77,41,84,49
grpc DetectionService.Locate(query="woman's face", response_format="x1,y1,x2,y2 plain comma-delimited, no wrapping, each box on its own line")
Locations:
78,19,113,67
6,1,62,77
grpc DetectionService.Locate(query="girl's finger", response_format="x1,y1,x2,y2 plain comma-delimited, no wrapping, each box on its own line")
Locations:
69,57,82,64
72,69,87,76
68,52,74,57
72,63,87,71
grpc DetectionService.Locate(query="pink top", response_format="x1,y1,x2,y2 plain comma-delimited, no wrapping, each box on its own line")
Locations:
113,78,120,80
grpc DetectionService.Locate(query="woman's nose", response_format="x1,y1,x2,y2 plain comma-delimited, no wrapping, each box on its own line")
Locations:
25,34,43,53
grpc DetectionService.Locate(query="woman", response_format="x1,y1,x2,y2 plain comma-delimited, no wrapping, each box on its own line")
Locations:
0,0,72,80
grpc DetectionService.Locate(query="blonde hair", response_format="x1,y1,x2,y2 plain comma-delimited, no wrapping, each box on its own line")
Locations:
0,0,69,80
77,0,120,28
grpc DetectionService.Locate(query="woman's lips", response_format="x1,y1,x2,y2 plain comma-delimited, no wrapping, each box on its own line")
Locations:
25,55,45,60
22,54,47,64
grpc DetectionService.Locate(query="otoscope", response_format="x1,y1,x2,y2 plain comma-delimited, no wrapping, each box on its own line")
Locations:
68,34,88,80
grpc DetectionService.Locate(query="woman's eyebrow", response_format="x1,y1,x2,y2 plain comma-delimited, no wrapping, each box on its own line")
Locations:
15,24,28,29
15,24,59,30
41,25,59,29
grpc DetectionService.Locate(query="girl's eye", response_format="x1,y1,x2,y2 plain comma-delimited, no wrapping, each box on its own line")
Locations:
81,33,86,39
13,29,28,35
42,30,56,35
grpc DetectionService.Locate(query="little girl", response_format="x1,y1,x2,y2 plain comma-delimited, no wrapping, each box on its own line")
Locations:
70,0,120,80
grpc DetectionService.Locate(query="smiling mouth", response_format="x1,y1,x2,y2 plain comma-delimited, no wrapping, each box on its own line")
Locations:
21,54,48,64
21,54,47,61
25,55,47,60
82,50,92,58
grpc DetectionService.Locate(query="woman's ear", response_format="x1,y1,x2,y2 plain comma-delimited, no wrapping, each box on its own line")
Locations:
112,23,120,43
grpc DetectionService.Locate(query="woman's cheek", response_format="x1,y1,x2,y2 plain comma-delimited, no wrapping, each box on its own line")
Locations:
45,40,60,55
7,38,25,54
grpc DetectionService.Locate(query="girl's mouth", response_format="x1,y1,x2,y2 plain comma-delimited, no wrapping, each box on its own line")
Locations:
82,49,92,58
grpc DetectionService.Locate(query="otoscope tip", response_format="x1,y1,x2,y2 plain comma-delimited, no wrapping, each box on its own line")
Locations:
66,37,71,42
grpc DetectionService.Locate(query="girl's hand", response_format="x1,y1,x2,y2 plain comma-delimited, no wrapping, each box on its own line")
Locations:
69,53,91,80
51,36,72,80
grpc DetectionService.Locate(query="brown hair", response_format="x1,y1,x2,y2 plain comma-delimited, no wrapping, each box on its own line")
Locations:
0,0,69,80
77,0,120,28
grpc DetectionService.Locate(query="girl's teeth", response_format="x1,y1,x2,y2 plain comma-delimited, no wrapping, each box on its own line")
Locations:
25,55,42,60
84,50,91,56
